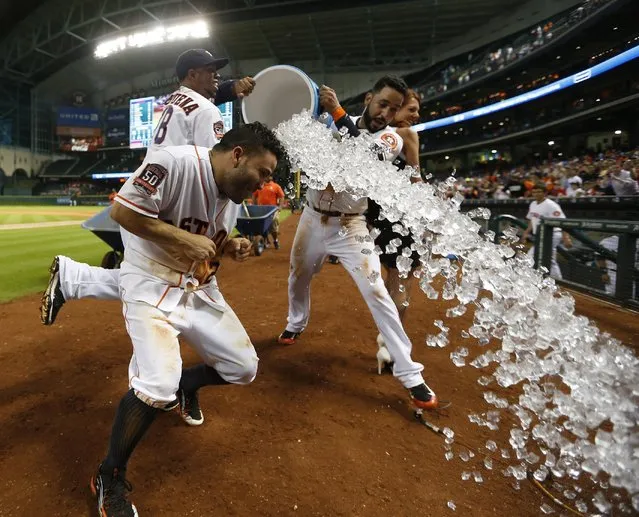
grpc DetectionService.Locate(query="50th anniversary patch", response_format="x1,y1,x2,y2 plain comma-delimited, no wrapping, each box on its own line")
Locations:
133,163,168,196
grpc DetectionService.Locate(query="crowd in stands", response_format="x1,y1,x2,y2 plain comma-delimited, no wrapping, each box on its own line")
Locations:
423,33,639,123
422,78,639,151
415,0,613,100
444,148,639,200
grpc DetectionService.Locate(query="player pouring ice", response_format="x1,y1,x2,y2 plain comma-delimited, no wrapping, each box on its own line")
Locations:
277,76,439,411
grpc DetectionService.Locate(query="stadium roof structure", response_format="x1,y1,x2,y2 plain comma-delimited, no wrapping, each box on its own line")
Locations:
0,0,517,86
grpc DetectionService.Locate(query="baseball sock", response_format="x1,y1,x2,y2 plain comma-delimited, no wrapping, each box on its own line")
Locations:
179,364,229,394
101,389,159,474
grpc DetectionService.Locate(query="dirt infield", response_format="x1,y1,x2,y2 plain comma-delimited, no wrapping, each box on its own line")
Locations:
0,213,636,517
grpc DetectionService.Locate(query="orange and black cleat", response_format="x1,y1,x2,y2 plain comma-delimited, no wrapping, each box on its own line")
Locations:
408,383,439,411
278,330,302,345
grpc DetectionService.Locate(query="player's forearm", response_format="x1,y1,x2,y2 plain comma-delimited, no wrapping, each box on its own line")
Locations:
112,203,191,248
331,107,361,138
213,81,236,104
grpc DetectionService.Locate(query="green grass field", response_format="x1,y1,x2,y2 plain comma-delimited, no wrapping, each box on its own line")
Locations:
0,205,291,303
0,206,110,302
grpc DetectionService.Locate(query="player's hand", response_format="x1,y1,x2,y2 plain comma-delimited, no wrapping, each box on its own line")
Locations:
175,233,217,263
224,237,252,262
234,77,256,99
319,85,341,113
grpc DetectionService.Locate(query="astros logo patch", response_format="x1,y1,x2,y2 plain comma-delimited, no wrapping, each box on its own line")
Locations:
380,132,398,150
214,121,225,138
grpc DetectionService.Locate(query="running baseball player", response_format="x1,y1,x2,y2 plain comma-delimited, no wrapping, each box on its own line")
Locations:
41,48,256,326
520,182,572,278
277,76,438,411
595,234,639,297
90,122,286,517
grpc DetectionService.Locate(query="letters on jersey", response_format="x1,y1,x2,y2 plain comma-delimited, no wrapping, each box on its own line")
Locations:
164,92,199,116
133,163,168,196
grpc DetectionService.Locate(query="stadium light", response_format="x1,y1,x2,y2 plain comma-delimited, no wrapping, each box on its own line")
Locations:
614,130,622,135
94,20,209,59
445,155,450,160
491,149,498,154
548,140,555,146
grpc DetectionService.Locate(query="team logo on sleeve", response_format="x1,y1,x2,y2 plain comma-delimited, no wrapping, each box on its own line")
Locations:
379,132,398,150
214,121,225,138
133,164,168,196
553,210,561,216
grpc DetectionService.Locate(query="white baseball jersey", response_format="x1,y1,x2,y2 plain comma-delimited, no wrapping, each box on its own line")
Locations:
115,145,240,311
599,235,639,296
150,86,225,150
526,198,565,234
306,117,403,214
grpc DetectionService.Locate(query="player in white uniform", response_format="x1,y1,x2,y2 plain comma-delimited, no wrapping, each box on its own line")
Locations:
596,235,639,297
277,76,439,411
41,49,256,325
520,183,572,279
89,123,286,517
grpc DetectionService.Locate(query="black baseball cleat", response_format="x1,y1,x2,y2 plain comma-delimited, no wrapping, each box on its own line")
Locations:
40,256,66,325
327,255,340,264
274,239,280,250
277,329,302,345
90,464,138,517
177,388,204,426
409,383,439,411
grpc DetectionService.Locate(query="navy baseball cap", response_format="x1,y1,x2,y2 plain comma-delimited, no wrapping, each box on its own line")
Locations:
176,49,229,80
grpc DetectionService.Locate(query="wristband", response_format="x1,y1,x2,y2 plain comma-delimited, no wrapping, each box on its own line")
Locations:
331,106,346,121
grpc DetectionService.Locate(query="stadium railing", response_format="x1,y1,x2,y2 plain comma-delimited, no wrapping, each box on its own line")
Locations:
488,213,639,308
463,196,639,221
539,217,638,308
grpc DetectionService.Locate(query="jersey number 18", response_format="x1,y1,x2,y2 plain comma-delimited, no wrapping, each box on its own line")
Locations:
153,105,174,145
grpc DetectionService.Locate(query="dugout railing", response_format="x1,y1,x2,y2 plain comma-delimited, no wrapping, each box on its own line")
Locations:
462,195,639,221
489,214,639,309
538,217,638,309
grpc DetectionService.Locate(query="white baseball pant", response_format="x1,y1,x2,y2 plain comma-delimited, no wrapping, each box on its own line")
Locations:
528,232,562,279
58,255,121,301
57,228,130,301
120,270,258,407
285,207,425,389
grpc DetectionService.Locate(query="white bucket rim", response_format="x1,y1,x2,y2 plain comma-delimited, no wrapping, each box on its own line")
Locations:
241,64,319,125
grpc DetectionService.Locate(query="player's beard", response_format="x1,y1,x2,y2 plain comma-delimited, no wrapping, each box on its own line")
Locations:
226,166,259,204
361,105,386,133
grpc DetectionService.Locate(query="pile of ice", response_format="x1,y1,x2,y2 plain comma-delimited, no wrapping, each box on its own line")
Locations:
276,113,639,514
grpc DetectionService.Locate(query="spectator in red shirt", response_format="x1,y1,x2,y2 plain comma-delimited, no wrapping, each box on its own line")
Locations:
252,175,285,249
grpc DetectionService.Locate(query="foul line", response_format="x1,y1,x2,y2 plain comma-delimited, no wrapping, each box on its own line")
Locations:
0,221,82,231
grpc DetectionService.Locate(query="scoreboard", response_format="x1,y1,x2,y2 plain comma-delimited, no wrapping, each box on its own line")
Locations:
129,96,154,149
219,102,233,132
